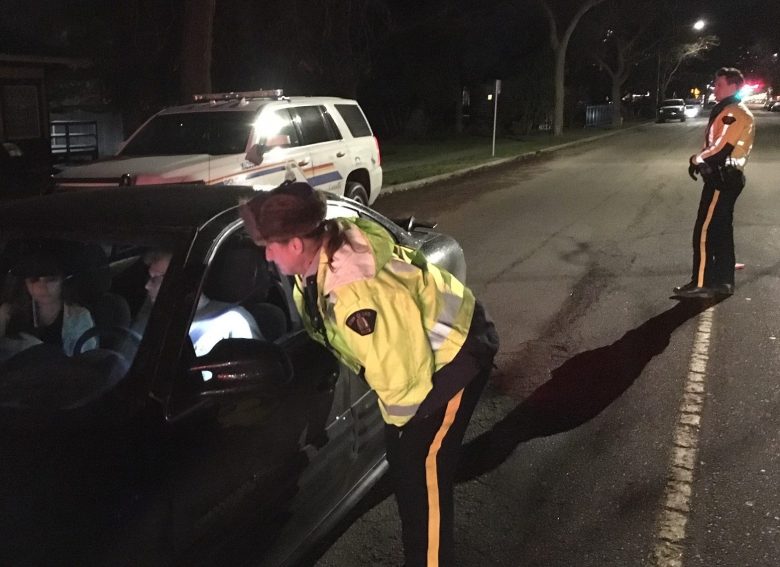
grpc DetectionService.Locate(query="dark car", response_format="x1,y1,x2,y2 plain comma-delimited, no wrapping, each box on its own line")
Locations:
0,185,466,566
656,98,687,123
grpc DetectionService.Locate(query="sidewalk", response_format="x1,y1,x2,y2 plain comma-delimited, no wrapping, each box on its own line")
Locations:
379,121,649,197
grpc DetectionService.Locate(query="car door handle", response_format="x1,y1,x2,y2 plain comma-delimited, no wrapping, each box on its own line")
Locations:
297,159,310,167
336,151,346,158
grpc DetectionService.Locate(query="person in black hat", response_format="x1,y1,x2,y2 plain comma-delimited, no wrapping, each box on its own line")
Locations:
0,250,95,356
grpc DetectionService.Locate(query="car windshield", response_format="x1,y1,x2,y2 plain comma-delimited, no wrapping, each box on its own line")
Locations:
0,235,177,420
661,99,685,106
120,111,255,156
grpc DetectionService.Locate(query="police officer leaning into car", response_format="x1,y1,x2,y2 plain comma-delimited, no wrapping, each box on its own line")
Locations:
239,181,498,567
674,67,755,299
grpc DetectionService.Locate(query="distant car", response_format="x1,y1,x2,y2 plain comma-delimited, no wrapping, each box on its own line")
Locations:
657,98,686,123
52,90,383,204
0,185,466,566
684,100,701,118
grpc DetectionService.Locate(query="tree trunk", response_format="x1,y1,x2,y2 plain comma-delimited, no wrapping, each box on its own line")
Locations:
543,0,605,137
611,78,622,128
553,47,566,136
455,86,464,134
180,0,215,101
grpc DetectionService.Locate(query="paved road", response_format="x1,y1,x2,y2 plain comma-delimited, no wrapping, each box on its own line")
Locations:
312,110,780,567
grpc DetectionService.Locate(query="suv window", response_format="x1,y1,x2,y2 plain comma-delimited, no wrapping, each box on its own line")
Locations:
121,112,255,156
256,109,301,148
661,99,685,107
292,106,339,145
335,104,372,137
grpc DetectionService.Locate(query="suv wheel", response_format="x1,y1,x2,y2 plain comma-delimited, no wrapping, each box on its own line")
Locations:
346,181,369,204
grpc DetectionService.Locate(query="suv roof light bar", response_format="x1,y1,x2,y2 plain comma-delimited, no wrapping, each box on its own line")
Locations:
192,89,284,102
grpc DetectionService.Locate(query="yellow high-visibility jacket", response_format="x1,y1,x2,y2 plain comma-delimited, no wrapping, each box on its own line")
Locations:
694,96,754,170
294,218,476,426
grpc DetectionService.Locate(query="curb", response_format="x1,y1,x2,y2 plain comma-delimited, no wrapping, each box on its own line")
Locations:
379,121,651,197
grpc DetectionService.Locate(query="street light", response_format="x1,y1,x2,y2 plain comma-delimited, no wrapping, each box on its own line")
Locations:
693,19,706,31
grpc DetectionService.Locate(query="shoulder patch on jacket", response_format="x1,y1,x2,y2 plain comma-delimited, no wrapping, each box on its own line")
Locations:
722,115,736,125
346,309,377,336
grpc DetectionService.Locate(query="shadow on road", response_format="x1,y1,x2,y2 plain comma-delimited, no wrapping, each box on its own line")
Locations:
456,299,714,482
305,299,716,565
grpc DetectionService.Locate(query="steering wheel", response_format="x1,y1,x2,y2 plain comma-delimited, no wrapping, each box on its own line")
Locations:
73,325,143,355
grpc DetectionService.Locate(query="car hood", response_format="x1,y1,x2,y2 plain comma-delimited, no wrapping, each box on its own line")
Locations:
54,154,214,184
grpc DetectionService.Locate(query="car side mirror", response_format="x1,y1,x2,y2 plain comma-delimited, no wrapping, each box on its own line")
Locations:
392,215,438,232
190,338,293,397
245,143,268,166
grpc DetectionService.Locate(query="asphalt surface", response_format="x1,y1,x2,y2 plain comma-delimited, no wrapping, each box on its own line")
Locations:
312,109,780,567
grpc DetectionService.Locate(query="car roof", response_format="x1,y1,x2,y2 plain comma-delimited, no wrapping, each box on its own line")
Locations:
0,185,262,232
158,96,357,115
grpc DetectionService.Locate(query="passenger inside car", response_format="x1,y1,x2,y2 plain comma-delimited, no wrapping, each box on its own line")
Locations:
0,250,96,359
139,250,262,356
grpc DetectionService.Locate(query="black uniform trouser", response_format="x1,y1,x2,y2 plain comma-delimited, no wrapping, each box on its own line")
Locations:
384,303,497,567
384,367,489,567
690,174,744,287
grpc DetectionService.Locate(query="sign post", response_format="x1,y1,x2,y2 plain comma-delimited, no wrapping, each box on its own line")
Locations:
492,79,501,157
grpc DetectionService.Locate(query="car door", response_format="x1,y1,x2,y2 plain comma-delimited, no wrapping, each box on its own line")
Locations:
159,225,357,563
290,105,349,195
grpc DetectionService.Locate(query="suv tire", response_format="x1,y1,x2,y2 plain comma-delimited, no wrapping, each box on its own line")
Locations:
345,181,369,204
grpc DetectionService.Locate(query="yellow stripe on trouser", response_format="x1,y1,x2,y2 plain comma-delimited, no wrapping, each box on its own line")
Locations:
424,389,464,567
696,190,721,287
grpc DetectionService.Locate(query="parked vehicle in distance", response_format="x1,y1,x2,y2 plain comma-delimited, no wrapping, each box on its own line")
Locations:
657,98,686,123
684,100,702,118
0,185,465,567
52,90,383,204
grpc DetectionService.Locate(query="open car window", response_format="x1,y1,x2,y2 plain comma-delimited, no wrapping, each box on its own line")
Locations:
189,228,294,359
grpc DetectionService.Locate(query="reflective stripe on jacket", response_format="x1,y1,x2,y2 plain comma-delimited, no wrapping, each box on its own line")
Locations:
294,218,476,426
695,97,754,170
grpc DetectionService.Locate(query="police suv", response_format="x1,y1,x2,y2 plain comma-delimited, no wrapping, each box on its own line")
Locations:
53,90,383,204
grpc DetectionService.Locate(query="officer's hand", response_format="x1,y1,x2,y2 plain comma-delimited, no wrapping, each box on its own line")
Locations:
688,156,699,181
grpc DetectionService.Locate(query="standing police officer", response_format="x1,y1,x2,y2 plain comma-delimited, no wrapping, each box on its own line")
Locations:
239,182,498,567
674,67,755,299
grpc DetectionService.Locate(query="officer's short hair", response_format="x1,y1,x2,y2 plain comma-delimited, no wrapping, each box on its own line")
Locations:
716,67,744,87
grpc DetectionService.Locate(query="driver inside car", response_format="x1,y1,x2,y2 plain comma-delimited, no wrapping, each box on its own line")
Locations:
0,250,97,358
138,250,262,356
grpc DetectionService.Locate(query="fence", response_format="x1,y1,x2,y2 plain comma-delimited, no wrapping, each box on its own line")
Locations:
585,104,613,128
50,120,99,161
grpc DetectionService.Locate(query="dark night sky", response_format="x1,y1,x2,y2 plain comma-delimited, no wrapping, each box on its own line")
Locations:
1,1,777,68
2,0,777,64
1,0,778,132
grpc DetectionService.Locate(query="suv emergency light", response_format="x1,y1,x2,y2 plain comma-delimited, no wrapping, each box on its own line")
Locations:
193,89,284,102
